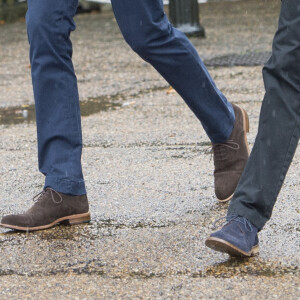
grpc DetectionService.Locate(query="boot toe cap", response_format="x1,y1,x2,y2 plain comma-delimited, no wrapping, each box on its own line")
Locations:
1,214,32,228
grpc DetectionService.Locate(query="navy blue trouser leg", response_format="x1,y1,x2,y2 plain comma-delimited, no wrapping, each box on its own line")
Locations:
228,0,300,230
111,0,235,143
26,0,86,195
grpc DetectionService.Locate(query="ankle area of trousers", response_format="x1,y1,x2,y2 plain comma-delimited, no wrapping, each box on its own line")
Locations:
44,176,86,196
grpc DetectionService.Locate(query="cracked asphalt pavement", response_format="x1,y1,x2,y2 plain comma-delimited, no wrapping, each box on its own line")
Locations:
0,0,299,298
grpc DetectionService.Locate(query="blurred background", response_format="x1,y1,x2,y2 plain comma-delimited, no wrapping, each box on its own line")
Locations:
0,0,101,22
0,0,233,23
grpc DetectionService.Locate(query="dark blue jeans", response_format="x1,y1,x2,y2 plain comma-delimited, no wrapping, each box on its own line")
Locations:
228,0,300,230
26,0,234,195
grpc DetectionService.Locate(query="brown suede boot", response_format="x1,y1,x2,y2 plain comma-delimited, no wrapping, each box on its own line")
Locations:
213,104,250,202
0,188,90,231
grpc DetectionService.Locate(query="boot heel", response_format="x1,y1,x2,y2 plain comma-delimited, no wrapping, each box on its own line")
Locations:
251,245,259,256
68,213,91,225
242,109,250,133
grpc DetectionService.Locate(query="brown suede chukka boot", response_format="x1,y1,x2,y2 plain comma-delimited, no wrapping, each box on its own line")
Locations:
0,188,90,231
213,104,250,202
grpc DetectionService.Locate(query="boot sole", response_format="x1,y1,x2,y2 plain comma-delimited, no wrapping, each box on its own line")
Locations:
218,193,234,203
205,236,259,257
0,212,91,232
217,106,250,203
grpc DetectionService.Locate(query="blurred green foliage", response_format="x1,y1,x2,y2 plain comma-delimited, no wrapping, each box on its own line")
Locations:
0,0,27,23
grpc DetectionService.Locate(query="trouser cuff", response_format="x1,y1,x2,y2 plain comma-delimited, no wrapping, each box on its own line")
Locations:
45,176,86,196
227,202,267,231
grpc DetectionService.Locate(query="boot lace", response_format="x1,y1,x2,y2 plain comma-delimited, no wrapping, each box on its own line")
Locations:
212,140,240,161
213,215,254,232
33,188,62,204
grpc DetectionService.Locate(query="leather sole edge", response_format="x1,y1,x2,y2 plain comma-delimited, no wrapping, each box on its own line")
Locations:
0,212,91,232
205,236,259,257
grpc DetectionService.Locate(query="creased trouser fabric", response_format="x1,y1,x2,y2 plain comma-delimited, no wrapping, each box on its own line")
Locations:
26,0,234,195
228,0,300,230
111,0,234,143
26,0,86,195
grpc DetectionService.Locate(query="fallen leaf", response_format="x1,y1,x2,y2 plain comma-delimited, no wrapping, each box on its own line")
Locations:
167,86,176,95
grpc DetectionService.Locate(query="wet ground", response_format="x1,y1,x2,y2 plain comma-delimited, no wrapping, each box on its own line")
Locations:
0,96,122,125
0,0,299,298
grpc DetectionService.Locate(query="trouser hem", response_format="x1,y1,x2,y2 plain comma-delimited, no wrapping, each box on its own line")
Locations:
227,203,266,231
212,118,235,143
44,176,86,196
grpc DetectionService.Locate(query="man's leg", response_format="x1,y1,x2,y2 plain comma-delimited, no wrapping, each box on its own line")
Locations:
111,0,250,201
228,0,300,230
206,0,300,256
112,0,233,143
0,0,90,231
27,0,86,196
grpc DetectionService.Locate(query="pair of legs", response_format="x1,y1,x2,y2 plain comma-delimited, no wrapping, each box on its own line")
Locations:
207,0,300,256
26,0,235,196
1,0,250,230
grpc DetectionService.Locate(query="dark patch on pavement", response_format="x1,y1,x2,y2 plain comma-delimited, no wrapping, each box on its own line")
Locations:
0,97,122,126
204,51,272,67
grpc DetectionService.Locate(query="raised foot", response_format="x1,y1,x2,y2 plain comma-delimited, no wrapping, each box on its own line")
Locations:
205,237,259,257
